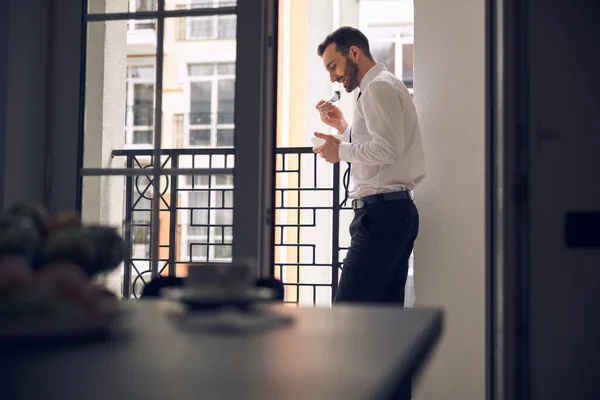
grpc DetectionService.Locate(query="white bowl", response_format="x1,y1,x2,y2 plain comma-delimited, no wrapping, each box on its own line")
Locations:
311,134,344,148
311,137,326,148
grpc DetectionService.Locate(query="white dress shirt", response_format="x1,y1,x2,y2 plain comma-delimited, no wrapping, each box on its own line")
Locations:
339,64,426,198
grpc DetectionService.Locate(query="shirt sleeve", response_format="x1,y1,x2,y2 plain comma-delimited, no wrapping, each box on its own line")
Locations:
339,81,404,165
340,124,351,142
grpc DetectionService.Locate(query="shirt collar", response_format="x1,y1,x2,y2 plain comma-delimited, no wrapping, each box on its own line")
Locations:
359,63,387,93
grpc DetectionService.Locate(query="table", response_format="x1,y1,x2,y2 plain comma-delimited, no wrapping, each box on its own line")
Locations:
2,301,442,400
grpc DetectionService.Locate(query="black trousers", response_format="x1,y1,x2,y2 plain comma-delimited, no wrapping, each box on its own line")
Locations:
335,198,419,305
334,198,418,400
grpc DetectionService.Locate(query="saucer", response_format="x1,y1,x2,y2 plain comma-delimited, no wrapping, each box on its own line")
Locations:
161,286,278,310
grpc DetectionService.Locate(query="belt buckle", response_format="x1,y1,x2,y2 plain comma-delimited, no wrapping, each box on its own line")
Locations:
352,199,365,210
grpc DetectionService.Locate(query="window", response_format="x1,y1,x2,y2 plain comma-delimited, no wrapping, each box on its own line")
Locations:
128,0,157,30
362,22,414,91
181,175,234,262
125,66,155,145
184,1,237,40
186,63,235,147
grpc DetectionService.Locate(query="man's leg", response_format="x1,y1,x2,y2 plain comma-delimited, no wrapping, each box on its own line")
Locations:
382,201,419,304
334,199,417,304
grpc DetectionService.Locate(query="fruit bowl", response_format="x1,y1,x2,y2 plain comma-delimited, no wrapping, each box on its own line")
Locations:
0,203,125,345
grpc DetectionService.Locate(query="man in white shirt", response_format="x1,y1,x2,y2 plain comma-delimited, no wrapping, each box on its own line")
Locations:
314,26,426,306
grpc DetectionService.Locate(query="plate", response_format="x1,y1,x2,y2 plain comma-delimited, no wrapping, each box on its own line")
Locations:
161,286,278,310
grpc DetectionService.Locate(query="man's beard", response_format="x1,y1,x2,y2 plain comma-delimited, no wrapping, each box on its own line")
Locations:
342,57,360,93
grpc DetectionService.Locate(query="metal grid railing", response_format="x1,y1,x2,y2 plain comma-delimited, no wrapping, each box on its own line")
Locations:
112,147,351,305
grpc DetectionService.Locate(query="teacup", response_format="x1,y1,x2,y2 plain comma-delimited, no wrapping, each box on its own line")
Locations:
186,263,223,294
218,259,255,296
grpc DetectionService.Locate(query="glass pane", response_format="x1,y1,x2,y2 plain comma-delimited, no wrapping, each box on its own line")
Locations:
402,43,414,87
218,16,237,39
133,83,154,125
81,172,172,299
217,79,235,123
85,20,157,168
275,0,415,306
179,172,234,264
167,0,238,10
213,174,233,187
88,0,157,14
190,81,212,124
190,129,211,146
167,17,237,151
133,130,153,144
217,63,235,75
187,16,214,40
188,64,214,76
216,129,234,147
371,42,396,75
130,66,154,79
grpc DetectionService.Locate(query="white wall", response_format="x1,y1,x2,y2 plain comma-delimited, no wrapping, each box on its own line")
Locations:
413,0,486,399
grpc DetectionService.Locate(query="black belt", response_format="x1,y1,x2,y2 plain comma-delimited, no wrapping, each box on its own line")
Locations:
352,191,412,210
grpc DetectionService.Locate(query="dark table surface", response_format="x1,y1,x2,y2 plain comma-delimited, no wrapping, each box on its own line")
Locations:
1,300,442,400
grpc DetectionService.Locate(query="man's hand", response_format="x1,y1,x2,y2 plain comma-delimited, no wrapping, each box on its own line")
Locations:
313,132,341,163
315,100,348,133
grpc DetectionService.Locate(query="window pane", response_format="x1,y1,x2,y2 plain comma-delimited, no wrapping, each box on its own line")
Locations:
191,245,208,261
190,129,211,146
190,81,212,124
213,174,234,187
186,175,210,187
133,130,153,144
187,17,214,40
188,64,214,76
133,83,154,125
212,210,233,225
85,20,157,168
217,63,235,75
214,245,232,259
136,0,155,12
402,43,414,87
88,0,157,13
130,66,155,79
371,42,396,75
217,79,235,123
218,16,237,39
216,129,234,147
168,0,238,10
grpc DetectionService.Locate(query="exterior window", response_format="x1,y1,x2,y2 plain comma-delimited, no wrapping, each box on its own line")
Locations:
186,63,235,147
125,66,155,145
185,1,237,40
128,0,156,30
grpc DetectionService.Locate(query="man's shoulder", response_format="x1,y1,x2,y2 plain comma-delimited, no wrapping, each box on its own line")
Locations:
365,72,407,95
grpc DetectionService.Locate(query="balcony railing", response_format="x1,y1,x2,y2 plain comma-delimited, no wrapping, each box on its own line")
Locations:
111,147,352,306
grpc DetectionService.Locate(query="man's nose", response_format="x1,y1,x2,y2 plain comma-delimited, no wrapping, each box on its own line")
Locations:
329,72,337,83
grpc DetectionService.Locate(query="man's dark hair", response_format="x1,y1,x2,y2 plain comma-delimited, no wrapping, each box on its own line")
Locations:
317,26,373,59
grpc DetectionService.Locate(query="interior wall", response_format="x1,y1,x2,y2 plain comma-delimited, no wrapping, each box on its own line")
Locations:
413,0,486,399
2,0,50,209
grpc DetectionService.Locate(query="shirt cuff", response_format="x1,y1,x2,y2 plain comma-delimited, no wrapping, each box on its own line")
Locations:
339,142,352,162
340,124,351,140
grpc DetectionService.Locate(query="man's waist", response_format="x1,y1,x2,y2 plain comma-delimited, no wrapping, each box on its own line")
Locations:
352,190,413,210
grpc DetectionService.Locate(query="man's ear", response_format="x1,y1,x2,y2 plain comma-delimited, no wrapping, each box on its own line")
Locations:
349,46,360,62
